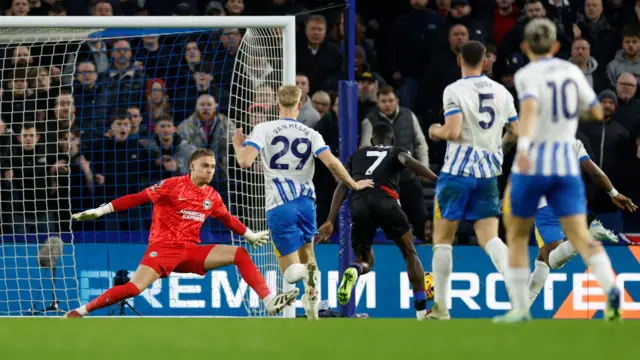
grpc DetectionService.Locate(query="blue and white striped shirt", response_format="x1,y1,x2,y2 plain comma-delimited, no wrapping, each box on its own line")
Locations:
244,118,330,211
441,75,518,178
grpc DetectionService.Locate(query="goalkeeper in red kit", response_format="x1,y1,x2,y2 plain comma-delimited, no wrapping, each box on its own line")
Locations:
64,149,299,318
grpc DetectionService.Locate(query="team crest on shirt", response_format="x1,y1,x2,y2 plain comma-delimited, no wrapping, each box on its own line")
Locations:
149,251,158,258
203,199,212,210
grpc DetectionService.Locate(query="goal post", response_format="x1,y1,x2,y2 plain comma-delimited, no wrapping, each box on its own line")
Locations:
0,16,297,318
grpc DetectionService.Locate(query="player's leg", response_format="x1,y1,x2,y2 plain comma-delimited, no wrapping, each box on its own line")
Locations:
394,229,428,320
468,177,509,275
197,244,298,315
337,198,376,306
65,246,168,318
549,176,621,320
428,173,468,319
493,176,541,323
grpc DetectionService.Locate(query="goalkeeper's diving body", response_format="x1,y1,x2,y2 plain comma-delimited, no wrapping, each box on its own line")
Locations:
316,123,438,320
232,84,373,320
64,149,299,318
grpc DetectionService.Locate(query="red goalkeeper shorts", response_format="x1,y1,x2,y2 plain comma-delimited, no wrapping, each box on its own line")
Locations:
140,244,216,278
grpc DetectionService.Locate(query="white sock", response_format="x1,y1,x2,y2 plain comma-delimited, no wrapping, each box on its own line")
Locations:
504,267,530,311
485,237,509,274
416,309,426,320
527,260,549,308
284,263,307,284
432,244,453,307
548,241,577,270
77,304,88,316
263,293,274,304
588,252,615,292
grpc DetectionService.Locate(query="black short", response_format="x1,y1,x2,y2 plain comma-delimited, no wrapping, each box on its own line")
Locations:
350,194,411,251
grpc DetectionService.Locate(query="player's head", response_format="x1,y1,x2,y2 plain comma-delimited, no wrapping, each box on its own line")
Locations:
521,18,560,59
457,41,486,71
189,148,216,185
276,84,302,116
371,123,395,146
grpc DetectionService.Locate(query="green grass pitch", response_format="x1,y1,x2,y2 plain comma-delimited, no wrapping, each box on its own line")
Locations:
1,318,638,360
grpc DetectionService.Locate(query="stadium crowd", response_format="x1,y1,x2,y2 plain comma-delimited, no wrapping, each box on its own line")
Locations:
0,0,639,244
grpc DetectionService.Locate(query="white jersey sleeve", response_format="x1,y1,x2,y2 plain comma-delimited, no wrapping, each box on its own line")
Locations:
514,68,541,102
575,139,590,163
505,90,518,123
443,85,462,117
244,124,267,152
310,130,330,157
574,67,599,113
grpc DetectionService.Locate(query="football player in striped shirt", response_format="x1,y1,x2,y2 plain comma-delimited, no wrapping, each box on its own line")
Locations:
497,18,622,323
426,40,519,320
233,84,373,320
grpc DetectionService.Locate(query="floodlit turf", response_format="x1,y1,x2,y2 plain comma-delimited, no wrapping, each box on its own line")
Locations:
1,318,638,360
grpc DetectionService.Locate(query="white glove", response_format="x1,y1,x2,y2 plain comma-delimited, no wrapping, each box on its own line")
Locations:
242,229,270,249
72,203,113,221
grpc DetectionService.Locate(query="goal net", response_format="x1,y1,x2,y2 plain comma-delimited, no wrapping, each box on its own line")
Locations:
0,16,297,318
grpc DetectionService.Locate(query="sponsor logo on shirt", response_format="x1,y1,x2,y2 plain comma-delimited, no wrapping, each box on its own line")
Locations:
180,209,205,222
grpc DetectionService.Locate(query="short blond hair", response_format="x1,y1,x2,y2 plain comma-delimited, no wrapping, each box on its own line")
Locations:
524,18,557,55
277,84,302,109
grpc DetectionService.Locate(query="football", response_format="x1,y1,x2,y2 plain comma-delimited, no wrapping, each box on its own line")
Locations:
424,272,435,300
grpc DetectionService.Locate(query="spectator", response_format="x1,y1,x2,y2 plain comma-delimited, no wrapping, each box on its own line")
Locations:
491,0,520,46
27,0,51,16
126,105,151,143
443,0,491,45
579,90,630,233
95,39,148,117
311,91,331,119
90,111,159,231
178,94,234,189
357,72,379,123
73,61,105,132
424,24,468,124
46,92,76,146
1,123,54,234
483,44,497,79
144,78,173,129
133,36,170,79
295,74,321,127
606,24,640,90
6,0,29,16
360,87,430,241
296,15,342,94
215,28,242,90
613,72,640,133
313,97,340,225
28,66,58,122
205,1,225,16
92,0,113,16
224,0,244,16
150,115,197,178
74,40,110,76
330,13,379,72
575,0,615,69
570,38,606,93
388,0,442,111
174,63,230,122
1,67,36,133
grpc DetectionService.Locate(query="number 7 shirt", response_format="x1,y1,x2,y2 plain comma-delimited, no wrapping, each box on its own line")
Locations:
440,75,518,178
243,118,330,210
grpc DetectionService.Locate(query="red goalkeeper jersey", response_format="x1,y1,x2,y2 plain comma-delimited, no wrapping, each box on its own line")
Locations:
144,175,229,247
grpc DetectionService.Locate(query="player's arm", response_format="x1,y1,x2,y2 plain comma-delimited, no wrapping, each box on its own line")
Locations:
397,151,438,182
502,121,519,153
317,146,373,191
71,190,151,221
232,128,260,168
580,158,638,212
410,113,430,166
429,86,463,141
212,197,270,248
316,181,348,242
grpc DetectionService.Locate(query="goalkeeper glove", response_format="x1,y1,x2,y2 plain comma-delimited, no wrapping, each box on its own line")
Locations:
242,229,270,249
71,203,114,221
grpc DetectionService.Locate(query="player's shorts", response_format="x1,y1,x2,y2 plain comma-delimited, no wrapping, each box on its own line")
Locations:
266,196,317,257
350,190,411,251
434,172,500,221
531,206,566,248
140,244,215,278
507,174,586,219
